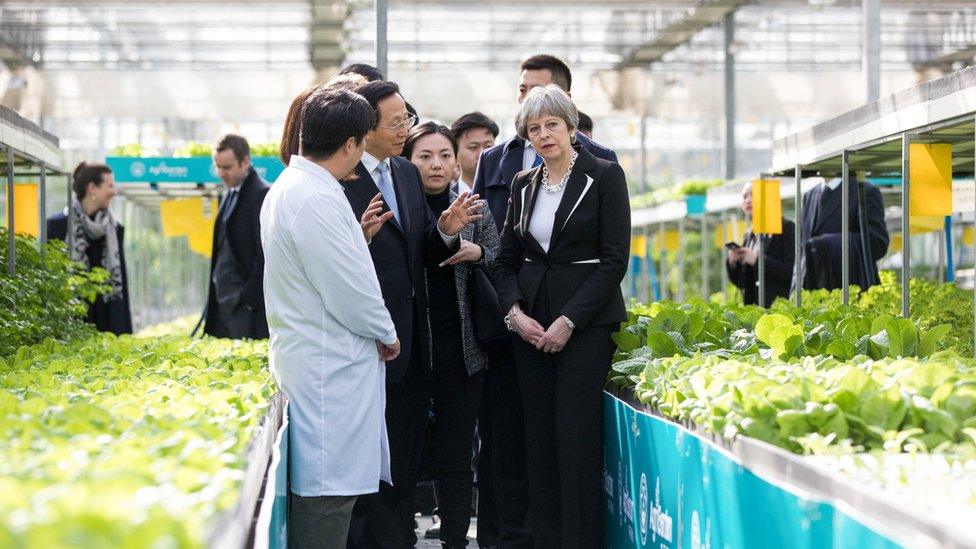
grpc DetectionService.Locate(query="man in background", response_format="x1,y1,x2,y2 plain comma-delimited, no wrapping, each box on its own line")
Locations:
202,134,270,339
577,111,593,139
450,112,499,196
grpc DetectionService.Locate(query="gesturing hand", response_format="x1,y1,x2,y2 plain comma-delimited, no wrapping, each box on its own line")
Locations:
361,193,395,242
439,239,483,267
377,339,401,362
535,316,574,354
437,192,483,237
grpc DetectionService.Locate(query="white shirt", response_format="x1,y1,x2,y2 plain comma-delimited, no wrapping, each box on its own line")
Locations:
522,139,540,171
260,155,396,496
528,185,566,252
454,178,472,196
825,177,842,191
360,151,459,246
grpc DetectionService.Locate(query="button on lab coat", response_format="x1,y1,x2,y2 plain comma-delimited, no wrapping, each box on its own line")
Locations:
260,155,397,496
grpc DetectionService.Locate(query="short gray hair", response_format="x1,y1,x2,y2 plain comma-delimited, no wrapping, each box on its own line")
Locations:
515,84,579,141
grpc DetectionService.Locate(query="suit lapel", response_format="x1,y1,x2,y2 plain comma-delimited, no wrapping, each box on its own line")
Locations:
548,148,596,250
390,159,411,236
814,185,841,235
515,169,547,257
343,161,403,235
500,139,525,186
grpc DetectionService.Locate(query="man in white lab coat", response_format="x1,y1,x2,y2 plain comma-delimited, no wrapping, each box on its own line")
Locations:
260,88,401,548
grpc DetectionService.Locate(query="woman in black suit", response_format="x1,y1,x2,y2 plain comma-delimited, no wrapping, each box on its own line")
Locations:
47,162,132,334
493,84,630,548
726,181,796,307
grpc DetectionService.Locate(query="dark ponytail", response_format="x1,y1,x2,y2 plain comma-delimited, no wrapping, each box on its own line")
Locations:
72,162,112,201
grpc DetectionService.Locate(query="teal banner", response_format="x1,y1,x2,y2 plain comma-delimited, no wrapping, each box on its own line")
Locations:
603,392,902,548
107,156,284,184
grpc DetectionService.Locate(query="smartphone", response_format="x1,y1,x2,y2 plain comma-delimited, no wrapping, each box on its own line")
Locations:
724,241,741,250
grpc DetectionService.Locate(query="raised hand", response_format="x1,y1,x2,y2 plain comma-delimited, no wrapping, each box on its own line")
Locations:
361,193,395,242
437,192,484,237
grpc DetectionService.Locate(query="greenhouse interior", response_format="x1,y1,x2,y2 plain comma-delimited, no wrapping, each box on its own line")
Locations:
4,0,976,547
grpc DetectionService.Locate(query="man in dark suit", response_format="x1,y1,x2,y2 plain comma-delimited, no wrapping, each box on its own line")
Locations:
341,80,481,549
202,134,271,339
471,53,617,548
800,176,888,290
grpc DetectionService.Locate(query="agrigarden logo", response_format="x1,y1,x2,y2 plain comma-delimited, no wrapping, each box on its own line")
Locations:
639,473,649,545
650,477,673,544
129,161,146,178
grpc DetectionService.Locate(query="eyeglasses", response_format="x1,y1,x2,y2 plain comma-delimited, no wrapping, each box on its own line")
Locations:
378,114,417,132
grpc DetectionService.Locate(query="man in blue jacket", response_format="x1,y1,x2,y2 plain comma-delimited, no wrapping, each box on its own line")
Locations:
472,53,617,548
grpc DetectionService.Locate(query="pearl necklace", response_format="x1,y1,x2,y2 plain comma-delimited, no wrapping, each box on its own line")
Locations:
541,151,578,194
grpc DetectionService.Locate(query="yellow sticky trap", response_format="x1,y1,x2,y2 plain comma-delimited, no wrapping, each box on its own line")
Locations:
751,179,783,235
889,234,903,254
910,215,943,235
6,183,39,237
715,219,748,248
656,230,680,253
160,197,205,237
188,227,214,257
630,234,648,259
963,226,975,247
909,143,952,217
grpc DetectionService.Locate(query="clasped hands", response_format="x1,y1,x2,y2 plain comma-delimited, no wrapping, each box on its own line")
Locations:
361,191,484,242
509,305,573,354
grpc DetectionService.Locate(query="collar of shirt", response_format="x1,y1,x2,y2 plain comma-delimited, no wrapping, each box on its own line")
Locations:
289,155,342,190
522,140,539,171
825,177,842,191
360,151,389,185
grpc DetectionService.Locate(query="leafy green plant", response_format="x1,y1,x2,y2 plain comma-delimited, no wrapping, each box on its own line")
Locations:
0,230,111,357
0,334,274,547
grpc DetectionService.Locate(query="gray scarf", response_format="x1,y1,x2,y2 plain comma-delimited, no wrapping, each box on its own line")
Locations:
68,197,124,301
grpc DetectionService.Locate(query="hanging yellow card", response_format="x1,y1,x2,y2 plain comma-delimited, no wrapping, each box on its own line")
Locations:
751,179,782,235
909,143,952,217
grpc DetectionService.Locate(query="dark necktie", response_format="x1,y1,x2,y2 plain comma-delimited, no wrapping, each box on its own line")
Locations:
220,189,239,223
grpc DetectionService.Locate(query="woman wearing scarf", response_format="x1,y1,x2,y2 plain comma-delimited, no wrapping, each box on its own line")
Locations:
47,162,133,334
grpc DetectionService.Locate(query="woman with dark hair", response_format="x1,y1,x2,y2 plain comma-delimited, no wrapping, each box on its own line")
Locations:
403,122,501,549
278,74,368,164
47,161,132,334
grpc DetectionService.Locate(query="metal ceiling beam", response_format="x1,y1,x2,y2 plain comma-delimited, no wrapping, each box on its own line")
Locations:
614,0,751,69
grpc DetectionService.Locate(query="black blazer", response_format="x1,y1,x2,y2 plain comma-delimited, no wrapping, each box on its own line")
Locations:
801,181,888,289
341,156,458,383
493,145,630,330
203,167,271,338
48,213,133,335
726,221,795,307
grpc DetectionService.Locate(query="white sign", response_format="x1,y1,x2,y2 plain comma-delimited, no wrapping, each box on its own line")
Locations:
953,180,975,213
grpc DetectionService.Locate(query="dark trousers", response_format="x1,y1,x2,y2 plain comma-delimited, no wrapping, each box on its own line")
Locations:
347,347,431,549
430,364,483,548
479,342,531,548
513,325,615,549
289,493,359,549
476,381,499,547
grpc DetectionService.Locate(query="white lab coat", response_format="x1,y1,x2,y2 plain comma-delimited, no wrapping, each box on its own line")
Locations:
260,155,397,496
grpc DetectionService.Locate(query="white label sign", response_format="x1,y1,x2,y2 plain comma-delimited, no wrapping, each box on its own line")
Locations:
953,180,975,213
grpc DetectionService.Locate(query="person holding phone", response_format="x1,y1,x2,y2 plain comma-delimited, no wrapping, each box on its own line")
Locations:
726,181,795,307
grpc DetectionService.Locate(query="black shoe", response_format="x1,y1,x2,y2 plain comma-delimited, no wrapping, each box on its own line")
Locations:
425,516,441,539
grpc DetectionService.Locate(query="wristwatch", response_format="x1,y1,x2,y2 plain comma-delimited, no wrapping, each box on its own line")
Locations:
563,316,576,330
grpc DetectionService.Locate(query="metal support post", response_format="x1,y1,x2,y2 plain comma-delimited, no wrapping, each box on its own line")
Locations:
659,222,667,301
723,11,736,180
38,163,46,259
641,226,651,303
863,0,881,102
375,0,388,78
758,235,767,307
701,215,709,299
678,217,686,302
794,165,803,307
6,147,15,275
720,210,729,300
639,115,648,194
902,133,911,318
841,150,851,305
